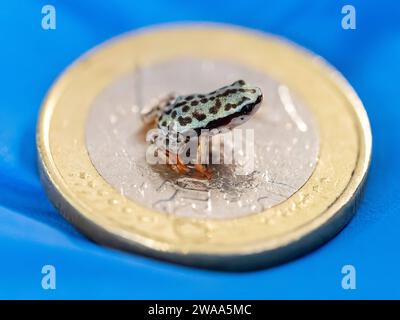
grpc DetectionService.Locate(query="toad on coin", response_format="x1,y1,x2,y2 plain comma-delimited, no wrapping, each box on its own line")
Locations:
141,80,263,179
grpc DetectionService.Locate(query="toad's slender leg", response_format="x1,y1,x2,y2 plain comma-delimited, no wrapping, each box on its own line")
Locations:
175,155,190,175
166,150,189,175
193,139,212,179
194,164,212,179
140,93,176,124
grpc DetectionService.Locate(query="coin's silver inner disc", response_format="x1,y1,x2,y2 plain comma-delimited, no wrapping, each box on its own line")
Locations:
86,58,319,219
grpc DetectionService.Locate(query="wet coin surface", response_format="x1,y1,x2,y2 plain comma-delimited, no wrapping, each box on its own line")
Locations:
37,24,371,270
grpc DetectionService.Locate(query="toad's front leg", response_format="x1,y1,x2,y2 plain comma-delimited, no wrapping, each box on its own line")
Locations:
166,149,190,175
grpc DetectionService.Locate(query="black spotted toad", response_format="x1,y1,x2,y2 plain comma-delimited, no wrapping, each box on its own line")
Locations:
141,80,263,178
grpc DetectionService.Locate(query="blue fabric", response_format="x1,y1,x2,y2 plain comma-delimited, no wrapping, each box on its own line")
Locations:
0,0,399,299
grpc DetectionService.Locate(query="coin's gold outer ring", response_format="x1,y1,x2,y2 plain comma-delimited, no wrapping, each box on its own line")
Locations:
37,24,371,270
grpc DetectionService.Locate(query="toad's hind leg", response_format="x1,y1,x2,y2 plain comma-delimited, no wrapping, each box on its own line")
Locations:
140,93,176,124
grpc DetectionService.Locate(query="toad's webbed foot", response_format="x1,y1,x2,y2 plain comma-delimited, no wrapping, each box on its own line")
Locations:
193,163,212,180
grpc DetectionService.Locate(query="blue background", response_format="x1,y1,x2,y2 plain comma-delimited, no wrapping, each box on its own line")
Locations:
0,0,399,299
